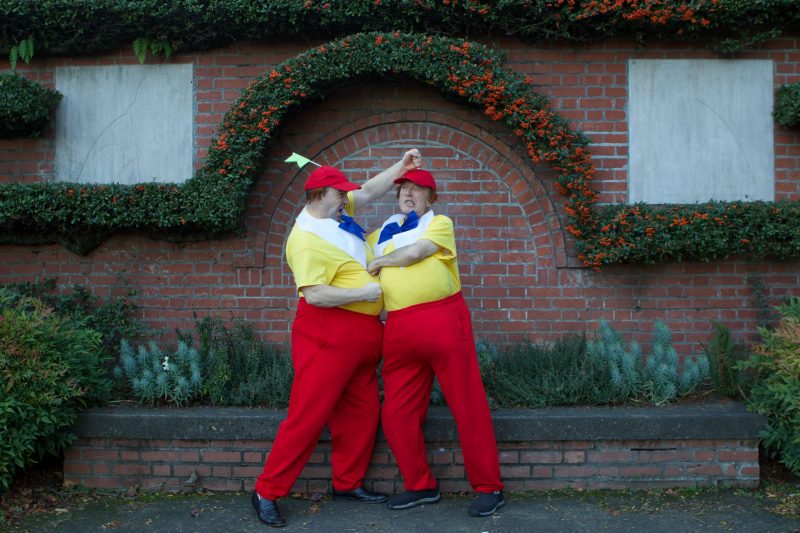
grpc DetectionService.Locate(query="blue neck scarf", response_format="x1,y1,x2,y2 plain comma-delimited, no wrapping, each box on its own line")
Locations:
338,213,366,242
377,210,419,244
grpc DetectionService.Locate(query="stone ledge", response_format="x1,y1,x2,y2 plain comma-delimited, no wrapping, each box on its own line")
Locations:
73,402,765,442
65,402,766,492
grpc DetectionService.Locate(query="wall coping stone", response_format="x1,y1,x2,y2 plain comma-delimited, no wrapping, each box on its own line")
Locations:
73,402,765,442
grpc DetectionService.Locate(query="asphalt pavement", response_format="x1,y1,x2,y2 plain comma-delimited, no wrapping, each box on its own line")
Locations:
7,488,800,533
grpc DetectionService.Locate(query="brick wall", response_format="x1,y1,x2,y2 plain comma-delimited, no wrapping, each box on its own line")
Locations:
1,37,799,352
63,437,761,493
63,405,764,491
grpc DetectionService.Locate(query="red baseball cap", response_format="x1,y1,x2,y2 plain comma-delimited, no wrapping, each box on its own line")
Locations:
394,169,436,192
304,166,360,191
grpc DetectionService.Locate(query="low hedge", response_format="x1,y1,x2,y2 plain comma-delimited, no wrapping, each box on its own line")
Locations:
0,73,61,138
1,0,799,57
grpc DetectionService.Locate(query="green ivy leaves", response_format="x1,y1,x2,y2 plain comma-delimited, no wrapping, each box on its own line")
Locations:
132,37,174,64
8,36,34,71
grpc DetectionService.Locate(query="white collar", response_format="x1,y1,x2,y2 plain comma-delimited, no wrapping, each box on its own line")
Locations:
375,210,435,257
295,207,368,268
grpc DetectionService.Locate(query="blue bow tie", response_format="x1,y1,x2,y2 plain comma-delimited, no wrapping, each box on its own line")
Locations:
377,210,419,244
338,213,366,241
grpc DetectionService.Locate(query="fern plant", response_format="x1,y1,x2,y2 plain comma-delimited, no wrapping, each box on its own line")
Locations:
114,339,201,406
702,322,752,399
9,36,34,71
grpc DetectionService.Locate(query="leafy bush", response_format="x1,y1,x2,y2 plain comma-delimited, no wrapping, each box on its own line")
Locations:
178,315,293,408
775,82,800,129
2,278,144,360
739,297,800,475
457,321,713,408
0,0,796,57
483,334,621,407
584,200,800,268
0,72,61,138
641,321,709,405
114,339,201,406
702,322,752,399
0,290,110,493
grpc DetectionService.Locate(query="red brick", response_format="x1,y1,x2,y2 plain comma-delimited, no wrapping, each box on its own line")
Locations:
521,451,562,464
114,464,150,475
141,451,179,462
554,466,598,478
202,451,241,463
717,450,758,462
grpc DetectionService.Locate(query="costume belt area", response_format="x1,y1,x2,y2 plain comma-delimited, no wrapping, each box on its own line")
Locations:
254,208,381,500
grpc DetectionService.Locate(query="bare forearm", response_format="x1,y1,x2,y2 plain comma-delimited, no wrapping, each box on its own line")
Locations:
302,283,381,307
353,149,420,205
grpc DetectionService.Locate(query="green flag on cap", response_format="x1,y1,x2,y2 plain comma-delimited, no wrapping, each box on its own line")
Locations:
285,152,320,168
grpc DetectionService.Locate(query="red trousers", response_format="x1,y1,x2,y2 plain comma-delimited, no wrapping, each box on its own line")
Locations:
381,292,504,493
255,300,383,500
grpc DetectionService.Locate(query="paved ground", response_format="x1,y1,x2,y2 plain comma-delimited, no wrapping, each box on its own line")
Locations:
7,489,800,533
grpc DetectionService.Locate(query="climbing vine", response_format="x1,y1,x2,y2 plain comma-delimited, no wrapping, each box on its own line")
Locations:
1,31,798,267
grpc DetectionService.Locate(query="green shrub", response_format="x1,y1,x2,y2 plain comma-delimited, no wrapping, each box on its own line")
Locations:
739,297,800,475
2,278,144,361
641,321,709,405
482,335,622,407
583,320,709,405
586,320,642,402
702,322,752,399
0,0,796,57
114,339,201,406
0,290,110,493
775,83,800,129
178,315,293,408
0,72,61,138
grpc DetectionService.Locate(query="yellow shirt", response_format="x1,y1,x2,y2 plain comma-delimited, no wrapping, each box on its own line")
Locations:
286,194,382,316
367,214,460,311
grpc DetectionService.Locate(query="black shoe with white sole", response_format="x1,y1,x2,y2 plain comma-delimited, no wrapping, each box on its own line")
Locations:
468,490,505,517
386,487,441,509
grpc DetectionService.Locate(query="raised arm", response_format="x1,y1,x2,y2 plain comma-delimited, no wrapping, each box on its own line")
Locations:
301,282,382,308
366,239,439,276
351,149,421,207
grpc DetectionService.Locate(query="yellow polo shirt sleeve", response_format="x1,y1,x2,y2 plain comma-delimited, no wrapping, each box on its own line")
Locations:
376,215,461,311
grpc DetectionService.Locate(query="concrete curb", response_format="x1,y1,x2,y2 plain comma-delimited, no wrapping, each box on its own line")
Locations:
72,401,765,442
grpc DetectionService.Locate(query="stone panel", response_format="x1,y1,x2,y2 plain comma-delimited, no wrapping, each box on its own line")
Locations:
54,64,193,184
629,59,774,203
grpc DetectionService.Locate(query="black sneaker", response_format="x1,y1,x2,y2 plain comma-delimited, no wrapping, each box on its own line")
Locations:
386,487,441,509
468,491,505,517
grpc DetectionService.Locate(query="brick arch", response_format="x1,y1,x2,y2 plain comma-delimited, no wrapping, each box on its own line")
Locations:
256,116,567,344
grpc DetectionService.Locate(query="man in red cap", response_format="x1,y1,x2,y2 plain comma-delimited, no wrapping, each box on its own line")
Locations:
252,150,421,527
367,169,505,518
